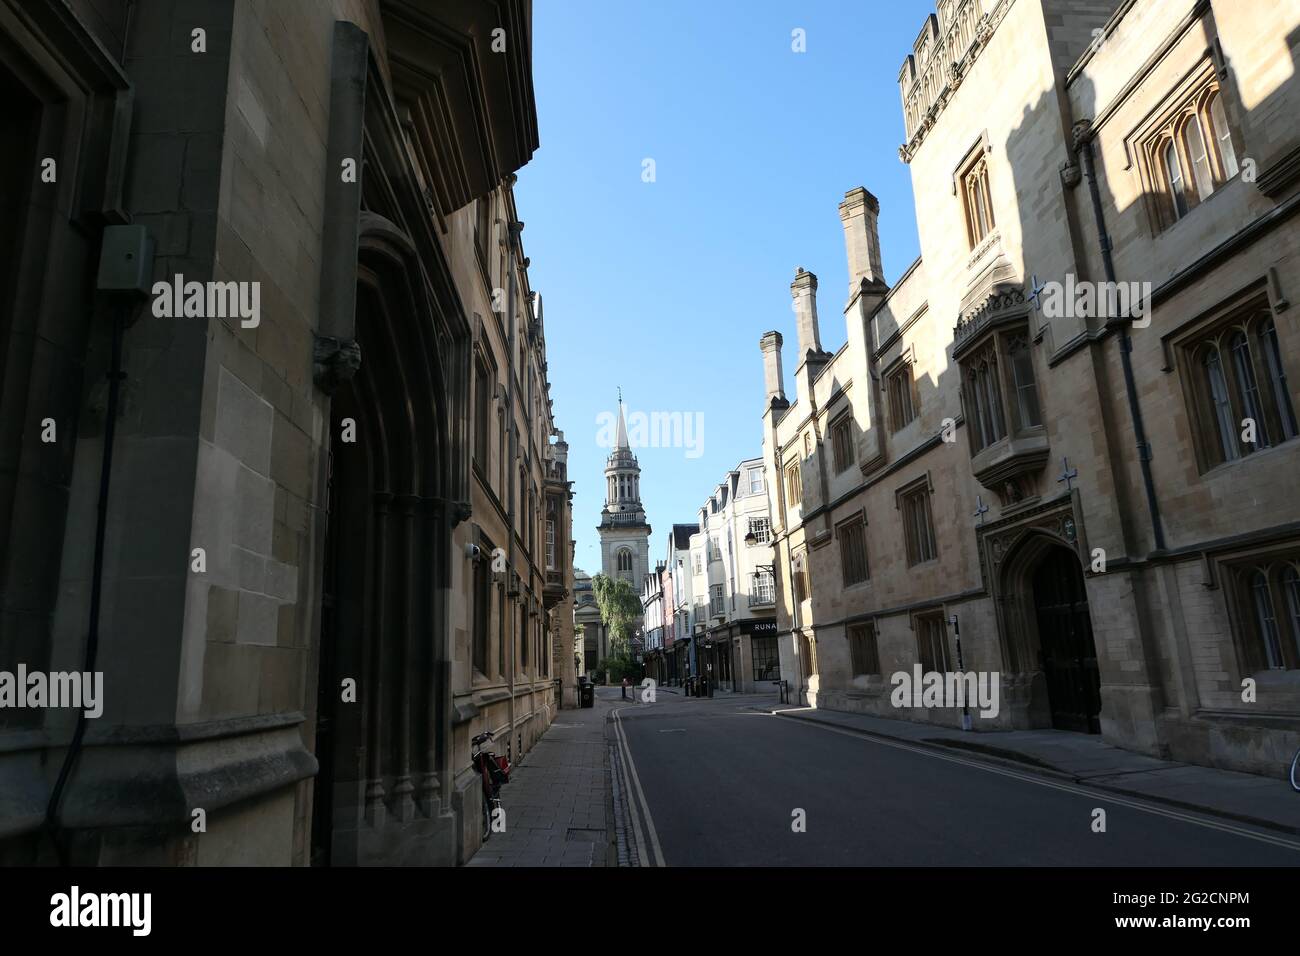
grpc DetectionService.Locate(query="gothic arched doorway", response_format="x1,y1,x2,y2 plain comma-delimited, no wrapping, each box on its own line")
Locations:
998,531,1101,733
1030,546,1101,733
310,212,462,865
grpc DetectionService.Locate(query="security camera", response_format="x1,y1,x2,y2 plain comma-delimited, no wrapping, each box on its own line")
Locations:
465,543,481,561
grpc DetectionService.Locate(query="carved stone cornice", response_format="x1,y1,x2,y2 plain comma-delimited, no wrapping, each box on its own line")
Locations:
898,0,1014,164
952,284,1028,358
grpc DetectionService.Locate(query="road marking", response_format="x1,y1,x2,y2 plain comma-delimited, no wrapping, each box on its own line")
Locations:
772,711,1300,853
615,728,649,867
613,706,667,867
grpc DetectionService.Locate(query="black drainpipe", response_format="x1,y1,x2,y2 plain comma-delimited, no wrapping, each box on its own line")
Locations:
44,299,129,864
1074,119,1167,553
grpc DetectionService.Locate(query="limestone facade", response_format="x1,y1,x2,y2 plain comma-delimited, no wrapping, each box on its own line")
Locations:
760,0,1300,775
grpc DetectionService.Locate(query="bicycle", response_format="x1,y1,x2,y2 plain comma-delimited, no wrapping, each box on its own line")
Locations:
471,730,510,841
1291,746,1300,793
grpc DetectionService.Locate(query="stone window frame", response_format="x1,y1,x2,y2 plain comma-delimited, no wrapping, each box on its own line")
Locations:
1131,61,1242,234
952,132,995,250
896,473,938,567
1168,287,1298,473
791,548,811,605
835,510,870,587
958,321,1043,456
830,412,855,474
472,339,496,477
883,350,919,433
912,608,951,672
797,629,818,683
1218,544,1300,673
472,526,496,677
847,620,881,677
785,457,803,508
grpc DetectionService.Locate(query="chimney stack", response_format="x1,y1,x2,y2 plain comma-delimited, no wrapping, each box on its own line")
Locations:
790,267,823,360
839,187,884,296
759,331,785,404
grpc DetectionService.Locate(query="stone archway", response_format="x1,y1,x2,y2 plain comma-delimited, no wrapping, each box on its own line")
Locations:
310,213,462,866
998,530,1102,733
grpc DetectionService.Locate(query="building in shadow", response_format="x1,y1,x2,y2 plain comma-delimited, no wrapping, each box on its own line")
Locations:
0,0,573,866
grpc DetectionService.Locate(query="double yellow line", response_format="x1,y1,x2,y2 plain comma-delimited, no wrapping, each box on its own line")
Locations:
611,705,666,867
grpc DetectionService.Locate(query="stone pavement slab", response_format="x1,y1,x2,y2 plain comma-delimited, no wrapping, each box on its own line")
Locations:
467,690,617,867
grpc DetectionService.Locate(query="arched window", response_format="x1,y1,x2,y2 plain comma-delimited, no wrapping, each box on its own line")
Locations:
1182,115,1214,200
1229,330,1270,450
981,355,1005,441
1203,344,1238,462
961,156,995,248
1164,139,1188,220
1207,91,1238,180
1284,565,1300,661
1259,317,1298,441
617,548,633,580
1252,570,1284,669
1008,336,1041,428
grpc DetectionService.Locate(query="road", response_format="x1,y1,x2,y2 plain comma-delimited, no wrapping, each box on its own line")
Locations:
609,689,1300,866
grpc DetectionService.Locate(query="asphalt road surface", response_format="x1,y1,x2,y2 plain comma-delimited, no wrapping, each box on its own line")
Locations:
609,690,1300,866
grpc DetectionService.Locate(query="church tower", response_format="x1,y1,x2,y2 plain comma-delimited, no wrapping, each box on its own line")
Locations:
598,396,651,592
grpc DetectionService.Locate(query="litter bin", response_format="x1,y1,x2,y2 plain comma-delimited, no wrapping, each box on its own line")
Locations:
580,680,595,708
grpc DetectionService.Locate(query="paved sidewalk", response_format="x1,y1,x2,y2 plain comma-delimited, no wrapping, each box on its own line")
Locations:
466,691,616,867
755,703,1300,835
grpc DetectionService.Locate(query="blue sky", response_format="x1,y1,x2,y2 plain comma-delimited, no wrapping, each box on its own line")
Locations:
517,0,935,574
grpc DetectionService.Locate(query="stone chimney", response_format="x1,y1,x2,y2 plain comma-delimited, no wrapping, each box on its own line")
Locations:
759,331,785,404
839,187,884,296
791,267,823,360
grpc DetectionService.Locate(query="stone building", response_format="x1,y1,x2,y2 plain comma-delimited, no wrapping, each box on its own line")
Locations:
0,0,574,866
573,569,607,678
759,0,1300,776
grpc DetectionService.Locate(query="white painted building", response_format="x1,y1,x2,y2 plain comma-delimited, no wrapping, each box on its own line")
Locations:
686,458,779,692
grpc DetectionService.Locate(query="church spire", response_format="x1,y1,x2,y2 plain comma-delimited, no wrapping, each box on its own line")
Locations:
615,390,630,451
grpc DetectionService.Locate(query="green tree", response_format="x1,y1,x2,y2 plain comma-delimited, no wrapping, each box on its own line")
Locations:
591,574,641,655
